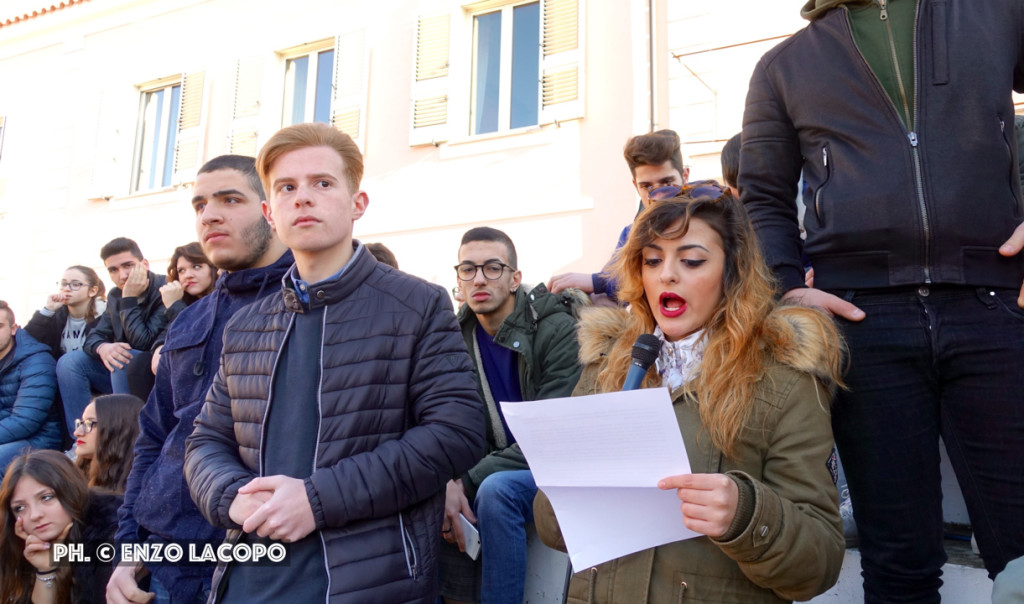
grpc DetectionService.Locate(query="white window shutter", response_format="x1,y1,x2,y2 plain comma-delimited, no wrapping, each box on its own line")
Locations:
539,0,583,126
173,71,205,184
331,30,368,151
230,56,262,157
409,13,450,147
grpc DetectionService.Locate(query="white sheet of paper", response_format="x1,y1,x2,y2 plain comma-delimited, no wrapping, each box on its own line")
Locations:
501,388,699,570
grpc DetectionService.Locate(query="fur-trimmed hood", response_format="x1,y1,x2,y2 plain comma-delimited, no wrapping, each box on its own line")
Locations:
576,304,843,388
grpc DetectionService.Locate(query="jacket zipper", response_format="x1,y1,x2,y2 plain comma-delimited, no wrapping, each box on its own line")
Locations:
908,0,931,283
876,0,913,127
258,313,295,476
398,513,420,579
815,145,830,224
845,3,932,283
314,308,332,603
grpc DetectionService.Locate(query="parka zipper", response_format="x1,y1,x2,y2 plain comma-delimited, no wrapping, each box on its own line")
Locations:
844,2,932,283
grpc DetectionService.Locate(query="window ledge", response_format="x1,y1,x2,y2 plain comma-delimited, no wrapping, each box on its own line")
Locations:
105,184,188,211
440,123,556,160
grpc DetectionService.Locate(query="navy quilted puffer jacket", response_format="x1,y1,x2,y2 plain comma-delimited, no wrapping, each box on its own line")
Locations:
185,246,485,603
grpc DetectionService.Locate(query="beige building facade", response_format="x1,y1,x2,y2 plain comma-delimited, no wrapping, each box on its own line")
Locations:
10,0,1000,319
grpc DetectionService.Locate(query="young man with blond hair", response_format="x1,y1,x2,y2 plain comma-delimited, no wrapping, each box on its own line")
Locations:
185,123,485,603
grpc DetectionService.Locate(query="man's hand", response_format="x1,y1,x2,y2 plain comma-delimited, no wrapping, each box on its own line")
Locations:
228,489,271,526
159,281,184,308
97,342,133,372
45,292,68,312
658,474,739,539
150,345,163,375
236,476,316,543
442,478,476,551
106,563,155,604
121,263,149,298
1000,222,1024,308
547,272,595,295
782,287,865,321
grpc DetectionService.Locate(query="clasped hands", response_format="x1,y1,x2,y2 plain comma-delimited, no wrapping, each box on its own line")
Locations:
228,475,316,543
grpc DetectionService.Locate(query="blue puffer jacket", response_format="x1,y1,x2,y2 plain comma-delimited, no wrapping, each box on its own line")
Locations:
0,330,61,450
185,245,485,603
115,251,293,601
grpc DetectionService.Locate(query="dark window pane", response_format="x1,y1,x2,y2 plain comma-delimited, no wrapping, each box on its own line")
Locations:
473,11,501,135
288,56,309,125
510,2,539,129
314,49,334,125
161,85,181,187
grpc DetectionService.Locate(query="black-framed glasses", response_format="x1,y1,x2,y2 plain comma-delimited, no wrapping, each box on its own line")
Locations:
58,281,86,291
454,262,515,282
74,419,98,434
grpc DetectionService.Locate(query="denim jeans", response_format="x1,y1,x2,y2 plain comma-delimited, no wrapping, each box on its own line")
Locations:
0,440,33,473
830,286,1024,603
56,349,113,435
476,470,537,604
149,575,210,604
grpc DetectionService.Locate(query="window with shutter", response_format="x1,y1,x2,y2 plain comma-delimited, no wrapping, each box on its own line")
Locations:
174,71,205,184
131,76,183,192
410,13,450,146
331,30,368,150
230,56,263,157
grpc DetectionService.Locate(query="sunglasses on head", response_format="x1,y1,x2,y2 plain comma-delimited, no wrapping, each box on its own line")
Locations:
643,180,728,202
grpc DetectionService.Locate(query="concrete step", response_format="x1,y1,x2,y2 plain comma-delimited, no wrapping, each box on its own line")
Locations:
809,540,992,603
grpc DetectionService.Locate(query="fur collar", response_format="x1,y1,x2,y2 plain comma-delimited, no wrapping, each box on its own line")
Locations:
576,305,841,387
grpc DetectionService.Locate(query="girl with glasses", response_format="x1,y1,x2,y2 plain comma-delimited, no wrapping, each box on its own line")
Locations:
534,189,847,602
0,449,121,604
72,394,143,494
24,266,106,360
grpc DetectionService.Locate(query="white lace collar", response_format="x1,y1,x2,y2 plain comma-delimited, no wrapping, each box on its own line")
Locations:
654,326,707,391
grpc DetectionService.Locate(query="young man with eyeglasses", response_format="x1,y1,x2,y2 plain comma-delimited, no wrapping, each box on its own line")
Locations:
0,300,62,472
548,129,690,301
56,238,166,436
184,123,484,603
443,227,582,604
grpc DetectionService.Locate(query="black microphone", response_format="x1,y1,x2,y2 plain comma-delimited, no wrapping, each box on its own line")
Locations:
622,334,661,391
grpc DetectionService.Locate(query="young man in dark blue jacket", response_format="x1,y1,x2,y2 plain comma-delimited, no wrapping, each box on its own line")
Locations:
184,123,485,603
740,0,1024,600
0,302,61,471
107,155,290,604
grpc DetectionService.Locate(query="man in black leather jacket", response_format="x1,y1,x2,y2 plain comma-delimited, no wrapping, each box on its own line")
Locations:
740,0,1024,600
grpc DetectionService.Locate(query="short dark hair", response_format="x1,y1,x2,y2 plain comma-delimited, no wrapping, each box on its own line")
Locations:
99,237,143,262
0,300,12,325
365,242,399,269
460,227,518,268
720,133,741,189
623,129,685,179
199,155,266,200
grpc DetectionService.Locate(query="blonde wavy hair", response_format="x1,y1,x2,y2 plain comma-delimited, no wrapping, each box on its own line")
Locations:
598,184,844,457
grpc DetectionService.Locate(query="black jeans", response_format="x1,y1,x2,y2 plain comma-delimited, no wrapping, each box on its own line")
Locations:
831,286,1024,603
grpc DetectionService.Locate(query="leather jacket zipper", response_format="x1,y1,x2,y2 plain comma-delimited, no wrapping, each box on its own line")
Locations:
814,145,831,224
876,0,912,127
845,3,932,283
